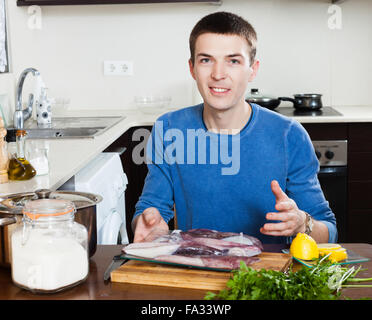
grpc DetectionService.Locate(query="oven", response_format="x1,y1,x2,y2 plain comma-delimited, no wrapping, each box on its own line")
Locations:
312,140,348,242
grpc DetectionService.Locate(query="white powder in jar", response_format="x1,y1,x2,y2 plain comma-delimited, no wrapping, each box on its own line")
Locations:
11,228,88,292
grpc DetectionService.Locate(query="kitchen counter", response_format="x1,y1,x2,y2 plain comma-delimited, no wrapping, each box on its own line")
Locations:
281,105,372,123
0,243,371,300
0,109,160,195
1,105,372,195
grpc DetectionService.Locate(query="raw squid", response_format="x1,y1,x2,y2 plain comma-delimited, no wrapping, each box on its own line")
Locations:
174,242,226,256
181,229,264,250
155,255,204,267
123,242,180,259
180,236,262,257
201,256,260,269
155,254,260,270
122,228,263,270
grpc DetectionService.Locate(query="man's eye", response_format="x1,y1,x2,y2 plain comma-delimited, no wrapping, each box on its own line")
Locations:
200,58,210,63
230,59,240,64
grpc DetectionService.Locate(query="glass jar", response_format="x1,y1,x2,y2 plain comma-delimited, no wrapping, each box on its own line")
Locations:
11,199,89,293
29,147,49,176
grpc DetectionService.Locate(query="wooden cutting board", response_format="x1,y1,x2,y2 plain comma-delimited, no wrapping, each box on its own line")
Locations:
111,252,292,291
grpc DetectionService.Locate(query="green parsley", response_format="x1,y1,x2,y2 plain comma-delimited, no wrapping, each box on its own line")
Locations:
205,255,371,300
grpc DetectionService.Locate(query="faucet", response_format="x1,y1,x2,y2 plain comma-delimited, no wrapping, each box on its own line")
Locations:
13,68,40,129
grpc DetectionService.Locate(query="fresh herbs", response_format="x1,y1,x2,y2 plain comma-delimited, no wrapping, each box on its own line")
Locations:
205,255,372,300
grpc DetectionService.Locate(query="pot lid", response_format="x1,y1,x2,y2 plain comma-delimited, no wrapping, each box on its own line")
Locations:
0,189,102,215
293,93,322,98
246,88,278,102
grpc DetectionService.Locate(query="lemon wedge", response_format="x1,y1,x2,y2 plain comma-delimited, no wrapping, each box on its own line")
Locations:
317,243,348,262
328,248,348,263
290,233,319,260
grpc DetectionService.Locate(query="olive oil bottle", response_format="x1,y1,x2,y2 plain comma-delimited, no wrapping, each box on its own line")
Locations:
8,130,36,180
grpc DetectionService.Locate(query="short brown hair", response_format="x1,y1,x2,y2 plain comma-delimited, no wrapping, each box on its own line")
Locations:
189,11,257,66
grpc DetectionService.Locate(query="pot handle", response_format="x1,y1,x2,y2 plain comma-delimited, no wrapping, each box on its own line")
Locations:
0,215,17,227
278,97,296,105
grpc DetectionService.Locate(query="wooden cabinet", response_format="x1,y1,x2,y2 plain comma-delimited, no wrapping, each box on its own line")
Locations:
347,123,372,243
301,123,347,141
303,122,372,244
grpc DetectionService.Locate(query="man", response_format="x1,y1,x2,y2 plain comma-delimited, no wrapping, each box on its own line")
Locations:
132,11,337,244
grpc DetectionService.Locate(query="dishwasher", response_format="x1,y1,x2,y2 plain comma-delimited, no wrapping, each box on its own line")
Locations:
60,152,128,245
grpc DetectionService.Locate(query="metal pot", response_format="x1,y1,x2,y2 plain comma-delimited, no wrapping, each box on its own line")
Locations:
0,189,102,267
245,88,282,110
278,94,323,110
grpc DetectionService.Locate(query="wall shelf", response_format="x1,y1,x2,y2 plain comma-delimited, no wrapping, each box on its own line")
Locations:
17,0,221,6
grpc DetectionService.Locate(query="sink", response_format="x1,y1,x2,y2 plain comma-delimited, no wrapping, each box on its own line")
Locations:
6,116,125,140
25,127,103,139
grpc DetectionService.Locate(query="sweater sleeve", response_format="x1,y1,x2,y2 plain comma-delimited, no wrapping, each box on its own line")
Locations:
133,115,175,224
285,120,338,243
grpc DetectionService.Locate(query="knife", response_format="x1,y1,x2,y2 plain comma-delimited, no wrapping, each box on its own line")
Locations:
103,254,128,281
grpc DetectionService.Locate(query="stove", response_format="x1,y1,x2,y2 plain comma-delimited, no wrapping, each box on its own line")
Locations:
275,106,342,117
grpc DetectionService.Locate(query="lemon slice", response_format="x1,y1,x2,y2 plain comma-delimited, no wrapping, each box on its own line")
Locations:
318,243,341,255
317,243,341,250
290,233,319,260
327,248,348,263
317,243,348,262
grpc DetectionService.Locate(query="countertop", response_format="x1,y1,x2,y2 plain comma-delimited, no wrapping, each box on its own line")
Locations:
1,243,371,300
1,105,372,195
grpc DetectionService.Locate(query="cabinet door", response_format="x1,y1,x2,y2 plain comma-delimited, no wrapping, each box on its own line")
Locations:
348,123,372,243
349,123,372,152
301,123,348,140
348,210,372,244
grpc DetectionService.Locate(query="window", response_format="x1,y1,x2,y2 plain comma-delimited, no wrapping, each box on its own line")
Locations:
0,0,8,73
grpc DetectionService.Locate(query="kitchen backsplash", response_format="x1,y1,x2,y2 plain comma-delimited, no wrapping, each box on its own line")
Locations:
1,0,372,115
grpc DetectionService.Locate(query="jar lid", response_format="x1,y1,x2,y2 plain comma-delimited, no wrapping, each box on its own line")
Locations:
16,130,27,137
23,199,75,220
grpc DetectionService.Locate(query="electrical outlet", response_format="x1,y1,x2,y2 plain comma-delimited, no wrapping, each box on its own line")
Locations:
103,60,133,76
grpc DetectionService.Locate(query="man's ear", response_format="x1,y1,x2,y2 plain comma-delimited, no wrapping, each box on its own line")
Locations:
248,59,260,82
188,59,196,80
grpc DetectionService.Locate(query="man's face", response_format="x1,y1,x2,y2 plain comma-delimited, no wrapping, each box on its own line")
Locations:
189,33,259,112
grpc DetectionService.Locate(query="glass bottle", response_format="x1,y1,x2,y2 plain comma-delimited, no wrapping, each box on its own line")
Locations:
8,129,36,180
0,123,8,183
11,199,89,293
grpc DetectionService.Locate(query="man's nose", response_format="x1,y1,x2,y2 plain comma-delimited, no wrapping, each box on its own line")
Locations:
211,62,227,80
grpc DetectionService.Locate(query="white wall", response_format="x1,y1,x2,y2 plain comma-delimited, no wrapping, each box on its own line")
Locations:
1,0,372,118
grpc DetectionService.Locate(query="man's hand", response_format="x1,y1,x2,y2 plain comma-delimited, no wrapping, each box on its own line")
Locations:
133,207,169,242
260,180,306,237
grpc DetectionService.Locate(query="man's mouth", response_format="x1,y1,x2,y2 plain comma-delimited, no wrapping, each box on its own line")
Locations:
209,87,231,94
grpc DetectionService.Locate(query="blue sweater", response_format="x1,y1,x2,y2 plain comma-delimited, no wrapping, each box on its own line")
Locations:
134,103,337,244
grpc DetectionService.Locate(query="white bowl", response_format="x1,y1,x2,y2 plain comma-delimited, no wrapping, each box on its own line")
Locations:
135,96,171,114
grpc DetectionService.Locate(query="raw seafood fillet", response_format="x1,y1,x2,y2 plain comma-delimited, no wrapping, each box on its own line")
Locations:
156,255,260,270
123,228,263,270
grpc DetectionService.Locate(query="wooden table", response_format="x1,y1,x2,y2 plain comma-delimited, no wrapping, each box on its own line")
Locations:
1,243,372,300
